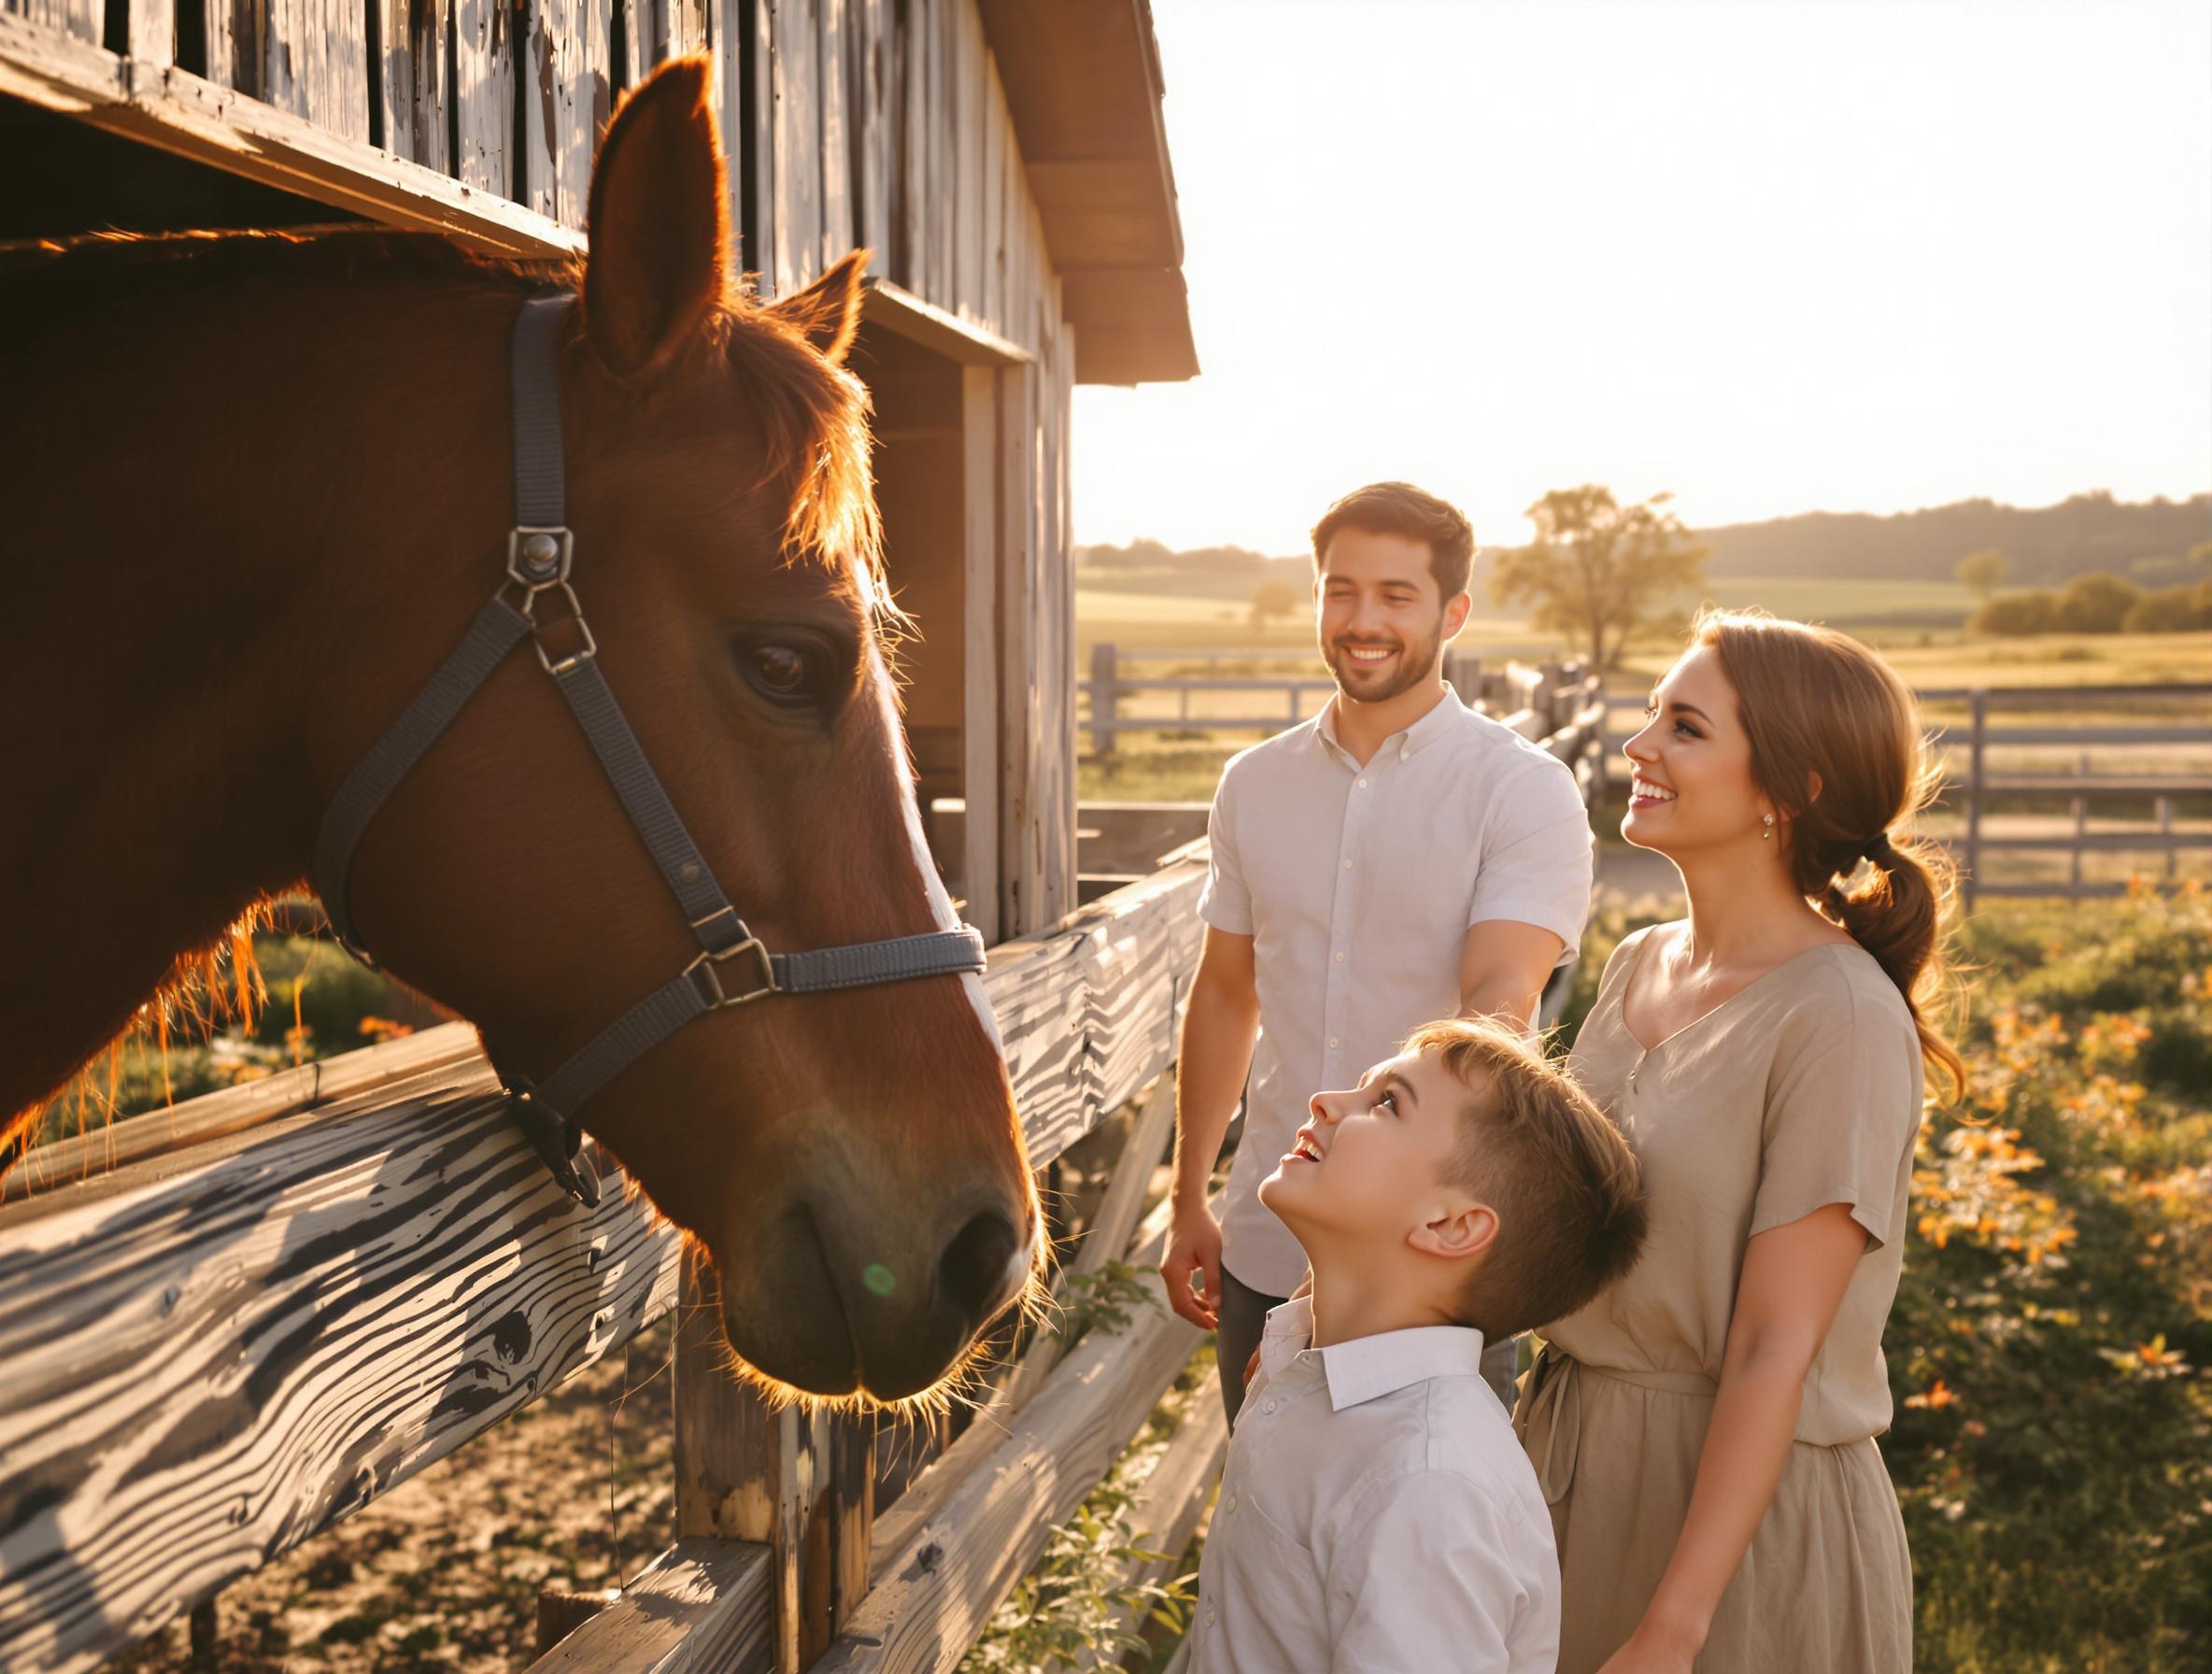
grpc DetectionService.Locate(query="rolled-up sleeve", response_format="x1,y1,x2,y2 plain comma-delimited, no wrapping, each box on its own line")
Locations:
1197,773,1254,936
1468,759,1595,964
1325,1471,1555,1673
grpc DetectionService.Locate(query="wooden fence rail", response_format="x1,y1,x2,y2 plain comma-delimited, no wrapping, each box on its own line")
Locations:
0,857,1203,1674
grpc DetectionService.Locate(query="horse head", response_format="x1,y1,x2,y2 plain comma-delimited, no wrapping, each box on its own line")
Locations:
319,61,1041,1403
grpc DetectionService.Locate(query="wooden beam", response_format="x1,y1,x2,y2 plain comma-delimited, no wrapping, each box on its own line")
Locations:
0,1093,684,1674
861,277,1031,365
0,10,581,257
958,363,1002,945
524,1538,774,1673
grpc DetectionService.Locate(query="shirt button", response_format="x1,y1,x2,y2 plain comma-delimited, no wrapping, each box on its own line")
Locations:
1341,858,1354,872
1333,950,1344,963
1264,1399,1278,1413
1227,1494,1238,1513
1355,777,1368,788
1207,1606,1217,1628
1327,1038,1339,1050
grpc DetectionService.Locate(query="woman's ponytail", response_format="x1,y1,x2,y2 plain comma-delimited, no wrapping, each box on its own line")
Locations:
1697,609,1966,1100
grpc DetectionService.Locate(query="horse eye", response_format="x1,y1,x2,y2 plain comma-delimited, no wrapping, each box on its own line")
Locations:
749,645,810,697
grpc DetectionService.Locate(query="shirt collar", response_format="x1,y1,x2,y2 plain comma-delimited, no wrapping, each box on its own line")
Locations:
1312,685,1466,770
1256,1295,1490,1412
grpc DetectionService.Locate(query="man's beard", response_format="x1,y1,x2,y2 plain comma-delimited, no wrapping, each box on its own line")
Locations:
1322,615,1444,704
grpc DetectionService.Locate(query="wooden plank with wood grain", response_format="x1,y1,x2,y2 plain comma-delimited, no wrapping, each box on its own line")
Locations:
0,1092,685,1674
771,0,823,293
377,0,452,170
0,13,567,255
526,1538,775,1673
454,0,516,197
2,0,102,50
262,0,369,139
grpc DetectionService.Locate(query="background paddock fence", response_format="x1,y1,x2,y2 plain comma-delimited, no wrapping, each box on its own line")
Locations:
1595,682,2212,905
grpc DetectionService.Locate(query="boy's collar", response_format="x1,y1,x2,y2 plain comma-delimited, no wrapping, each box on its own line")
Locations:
1259,1296,1490,1412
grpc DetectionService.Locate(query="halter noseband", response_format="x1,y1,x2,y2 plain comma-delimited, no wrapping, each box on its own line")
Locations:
310,292,988,1208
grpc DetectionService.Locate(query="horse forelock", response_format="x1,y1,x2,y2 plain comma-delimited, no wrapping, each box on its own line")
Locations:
703,294,888,619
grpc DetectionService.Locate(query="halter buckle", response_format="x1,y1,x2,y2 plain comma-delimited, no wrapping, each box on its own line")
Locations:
687,937,779,1009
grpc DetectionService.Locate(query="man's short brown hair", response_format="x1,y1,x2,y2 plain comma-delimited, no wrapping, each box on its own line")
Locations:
1402,1018,1648,1340
1310,482,1477,602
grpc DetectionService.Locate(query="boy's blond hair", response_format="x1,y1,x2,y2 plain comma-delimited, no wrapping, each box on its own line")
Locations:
1402,1018,1648,1340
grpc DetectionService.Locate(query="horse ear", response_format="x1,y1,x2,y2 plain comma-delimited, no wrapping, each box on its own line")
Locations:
583,56,729,378
766,249,871,365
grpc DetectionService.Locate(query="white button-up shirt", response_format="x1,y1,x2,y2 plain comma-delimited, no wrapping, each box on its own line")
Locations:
1198,688,1595,1295
1190,1298,1561,1674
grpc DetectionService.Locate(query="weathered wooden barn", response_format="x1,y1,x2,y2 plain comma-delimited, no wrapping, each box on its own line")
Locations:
0,0,1198,940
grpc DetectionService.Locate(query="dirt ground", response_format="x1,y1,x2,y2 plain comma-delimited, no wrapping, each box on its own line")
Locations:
108,1319,680,1674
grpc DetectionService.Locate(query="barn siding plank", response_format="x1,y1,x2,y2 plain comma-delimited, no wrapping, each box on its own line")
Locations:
741,0,774,283
815,0,851,260
0,1089,684,1674
378,0,451,171
521,0,611,230
1,0,100,48
124,0,172,66
262,0,368,139
770,0,822,292
454,0,515,196
946,0,975,314
854,0,887,256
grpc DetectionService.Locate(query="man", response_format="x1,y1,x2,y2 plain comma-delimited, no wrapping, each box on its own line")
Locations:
1160,481,1595,1424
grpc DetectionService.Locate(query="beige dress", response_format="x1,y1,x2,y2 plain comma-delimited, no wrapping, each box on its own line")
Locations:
1513,925,1922,1673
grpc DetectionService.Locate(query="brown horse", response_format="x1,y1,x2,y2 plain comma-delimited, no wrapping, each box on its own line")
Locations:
0,58,1040,1404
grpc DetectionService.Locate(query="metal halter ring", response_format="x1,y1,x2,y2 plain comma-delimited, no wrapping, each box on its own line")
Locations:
686,937,780,1009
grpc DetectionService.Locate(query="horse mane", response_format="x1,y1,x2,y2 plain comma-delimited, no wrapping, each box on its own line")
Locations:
1,223,888,1177
3,223,884,591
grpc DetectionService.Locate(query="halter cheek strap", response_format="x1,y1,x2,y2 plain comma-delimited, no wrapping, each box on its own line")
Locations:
311,292,988,1207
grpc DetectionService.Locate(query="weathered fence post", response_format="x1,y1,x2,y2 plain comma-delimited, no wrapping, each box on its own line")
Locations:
1090,642,1118,756
673,1247,869,1671
1963,688,1988,912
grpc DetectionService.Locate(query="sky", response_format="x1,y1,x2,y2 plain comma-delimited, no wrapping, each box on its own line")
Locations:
1071,0,2212,554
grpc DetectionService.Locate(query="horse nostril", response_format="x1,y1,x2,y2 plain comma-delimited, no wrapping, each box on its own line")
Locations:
937,1209,1024,1328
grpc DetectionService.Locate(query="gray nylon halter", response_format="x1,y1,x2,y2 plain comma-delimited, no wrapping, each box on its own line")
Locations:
312,291,988,1208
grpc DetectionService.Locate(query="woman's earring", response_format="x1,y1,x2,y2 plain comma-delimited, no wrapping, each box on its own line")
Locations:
1762,814,1776,841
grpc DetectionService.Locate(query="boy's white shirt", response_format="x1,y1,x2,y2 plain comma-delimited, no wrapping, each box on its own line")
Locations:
1190,1298,1561,1674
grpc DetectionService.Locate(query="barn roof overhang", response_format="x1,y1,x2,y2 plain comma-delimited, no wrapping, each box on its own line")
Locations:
978,0,1198,387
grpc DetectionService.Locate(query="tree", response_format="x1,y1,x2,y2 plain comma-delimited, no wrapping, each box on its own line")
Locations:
2053,571,2141,633
1248,578,1300,631
1956,548,2011,600
1488,486,1709,670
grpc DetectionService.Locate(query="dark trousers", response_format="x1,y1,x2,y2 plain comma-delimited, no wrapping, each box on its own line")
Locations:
1217,1263,1290,1428
1217,1262,1527,1426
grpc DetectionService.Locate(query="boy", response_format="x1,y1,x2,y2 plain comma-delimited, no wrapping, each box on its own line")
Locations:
1187,1019,1647,1673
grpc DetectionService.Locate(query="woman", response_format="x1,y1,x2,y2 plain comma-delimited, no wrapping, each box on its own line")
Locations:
1513,609,1962,1673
